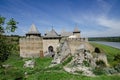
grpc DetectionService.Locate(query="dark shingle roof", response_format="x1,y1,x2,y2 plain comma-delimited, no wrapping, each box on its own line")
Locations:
44,29,60,38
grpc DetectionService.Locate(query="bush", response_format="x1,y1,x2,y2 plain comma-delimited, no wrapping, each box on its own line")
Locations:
114,54,120,62
96,60,106,67
114,63,120,73
83,60,90,67
0,67,24,80
93,67,105,75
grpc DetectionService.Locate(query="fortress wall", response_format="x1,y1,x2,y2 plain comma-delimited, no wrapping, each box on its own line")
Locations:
19,37,43,58
73,33,81,38
43,39,59,53
67,38,88,42
67,38,94,54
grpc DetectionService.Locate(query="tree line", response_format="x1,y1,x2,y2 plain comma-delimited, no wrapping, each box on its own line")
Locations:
89,37,120,42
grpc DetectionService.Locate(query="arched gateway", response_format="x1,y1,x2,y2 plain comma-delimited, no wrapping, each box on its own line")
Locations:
48,46,55,57
48,46,54,52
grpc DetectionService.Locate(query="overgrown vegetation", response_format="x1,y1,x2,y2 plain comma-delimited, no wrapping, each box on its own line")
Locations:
83,60,90,67
62,56,72,66
0,15,18,67
90,42,120,66
93,67,106,75
1,53,120,80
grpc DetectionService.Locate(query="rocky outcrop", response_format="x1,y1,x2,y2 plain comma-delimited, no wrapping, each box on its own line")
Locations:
51,40,71,65
50,38,109,76
64,44,95,76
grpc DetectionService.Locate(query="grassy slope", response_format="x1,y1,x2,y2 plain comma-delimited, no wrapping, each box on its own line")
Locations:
90,42,120,66
0,43,120,80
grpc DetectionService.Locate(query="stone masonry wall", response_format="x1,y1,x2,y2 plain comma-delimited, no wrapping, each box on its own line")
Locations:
67,38,94,55
19,37,43,58
43,39,59,53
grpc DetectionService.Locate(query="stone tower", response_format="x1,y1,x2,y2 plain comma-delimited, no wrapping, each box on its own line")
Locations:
19,24,43,58
73,27,81,38
43,28,61,56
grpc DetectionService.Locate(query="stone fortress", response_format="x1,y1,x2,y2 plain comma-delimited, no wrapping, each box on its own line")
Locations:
20,24,111,76
19,24,88,58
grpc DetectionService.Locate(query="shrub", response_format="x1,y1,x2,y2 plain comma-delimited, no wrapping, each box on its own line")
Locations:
114,63,120,73
114,54,120,62
93,67,105,75
96,60,106,67
83,60,90,67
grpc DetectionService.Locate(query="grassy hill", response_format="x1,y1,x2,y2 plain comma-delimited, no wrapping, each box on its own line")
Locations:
1,54,120,80
0,42,120,80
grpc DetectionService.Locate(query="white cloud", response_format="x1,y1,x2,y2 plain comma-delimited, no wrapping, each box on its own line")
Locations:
81,16,120,37
97,16,120,29
75,14,120,37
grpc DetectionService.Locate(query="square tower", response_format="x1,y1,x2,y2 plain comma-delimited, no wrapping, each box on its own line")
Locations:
19,24,43,58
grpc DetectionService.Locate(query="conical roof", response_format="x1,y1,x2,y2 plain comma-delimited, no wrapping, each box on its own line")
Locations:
61,31,73,37
74,27,80,32
44,29,59,37
73,25,80,33
27,24,40,34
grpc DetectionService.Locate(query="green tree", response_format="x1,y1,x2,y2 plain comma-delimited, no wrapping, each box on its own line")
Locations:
0,15,18,67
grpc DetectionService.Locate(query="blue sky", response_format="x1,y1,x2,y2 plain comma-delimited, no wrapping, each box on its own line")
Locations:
0,0,120,37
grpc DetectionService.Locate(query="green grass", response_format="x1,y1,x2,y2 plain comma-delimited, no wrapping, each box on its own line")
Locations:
26,72,120,80
90,42,120,66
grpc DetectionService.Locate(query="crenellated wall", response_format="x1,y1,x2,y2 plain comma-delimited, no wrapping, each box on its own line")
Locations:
67,38,94,55
19,37,43,58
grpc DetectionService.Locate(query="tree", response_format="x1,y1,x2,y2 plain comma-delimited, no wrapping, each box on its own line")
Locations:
0,15,18,67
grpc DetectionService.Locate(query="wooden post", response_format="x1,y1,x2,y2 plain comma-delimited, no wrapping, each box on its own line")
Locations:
40,50,44,58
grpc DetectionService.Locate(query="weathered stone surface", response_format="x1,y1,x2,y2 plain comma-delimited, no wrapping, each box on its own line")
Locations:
20,37,43,58
43,39,59,55
68,40,94,55
23,60,35,68
51,40,71,65
63,43,109,76
96,53,109,67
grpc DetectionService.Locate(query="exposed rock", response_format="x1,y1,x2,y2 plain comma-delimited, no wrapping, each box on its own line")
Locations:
64,66,95,76
104,67,118,74
44,51,55,58
63,44,95,76
114,63,120,72
2,64,12,68
96,53,109,67
63,43,109,76
50,40,110,76
51,40,71,65
23,60,35,68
